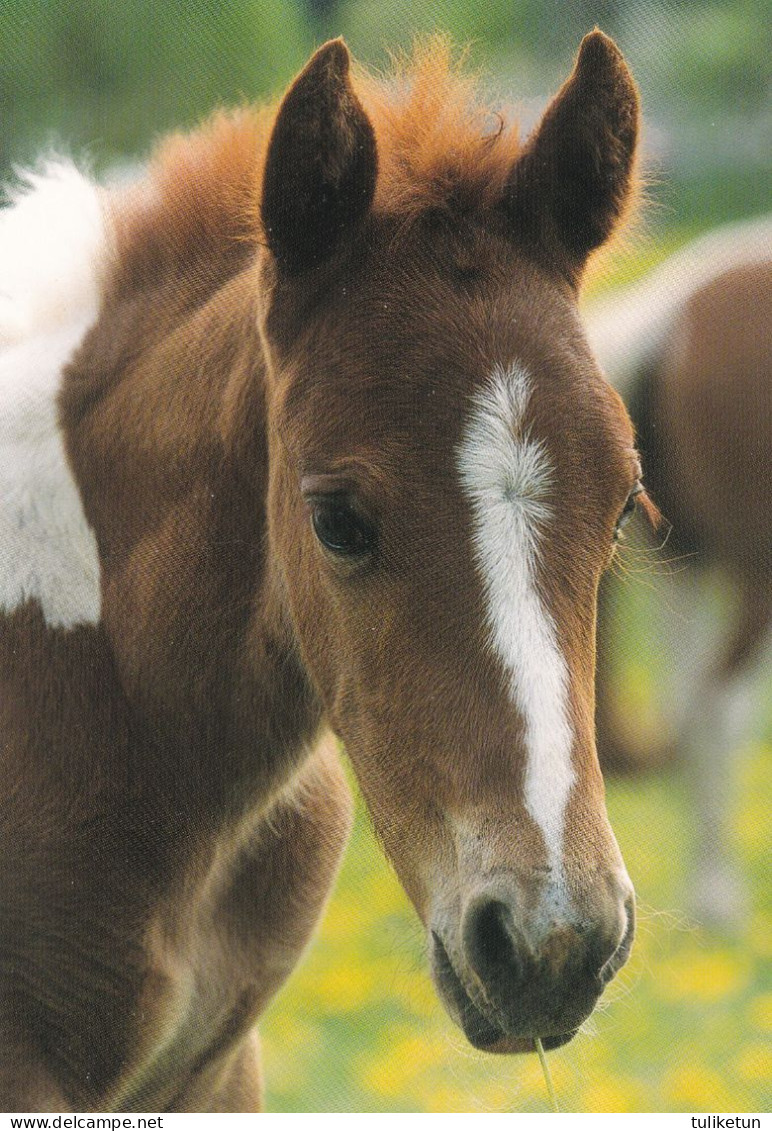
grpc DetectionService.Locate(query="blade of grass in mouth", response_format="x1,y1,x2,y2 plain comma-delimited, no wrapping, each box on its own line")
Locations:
535,1037,559,1112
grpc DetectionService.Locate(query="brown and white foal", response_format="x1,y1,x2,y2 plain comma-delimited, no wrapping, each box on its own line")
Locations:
1,33,643,1111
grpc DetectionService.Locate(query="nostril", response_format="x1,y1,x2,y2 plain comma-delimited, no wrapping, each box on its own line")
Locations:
463,898,523,985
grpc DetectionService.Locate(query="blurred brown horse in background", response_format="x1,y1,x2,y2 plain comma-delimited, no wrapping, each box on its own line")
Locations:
588,217,772,927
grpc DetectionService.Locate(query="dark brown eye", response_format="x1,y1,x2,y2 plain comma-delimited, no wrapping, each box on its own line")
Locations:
311,499,376,556
614,483,642,541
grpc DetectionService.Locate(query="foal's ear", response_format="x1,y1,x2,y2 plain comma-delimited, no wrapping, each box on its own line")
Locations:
261,39,377,275
505,31,639,281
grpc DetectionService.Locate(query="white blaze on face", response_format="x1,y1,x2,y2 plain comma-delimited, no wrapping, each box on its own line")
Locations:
457,362,574,873
0,161,106,629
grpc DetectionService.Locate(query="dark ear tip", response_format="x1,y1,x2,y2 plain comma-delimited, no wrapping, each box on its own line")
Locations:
306,37,352,82
576,29,627,76
574,30,638,118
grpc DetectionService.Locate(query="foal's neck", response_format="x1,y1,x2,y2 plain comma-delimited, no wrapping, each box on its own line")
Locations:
64,258,322,826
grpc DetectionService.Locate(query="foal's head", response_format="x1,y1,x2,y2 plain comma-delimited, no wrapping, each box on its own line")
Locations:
258,33,641,1051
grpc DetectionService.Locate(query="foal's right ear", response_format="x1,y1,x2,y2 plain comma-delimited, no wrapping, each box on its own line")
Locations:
261,40,377,275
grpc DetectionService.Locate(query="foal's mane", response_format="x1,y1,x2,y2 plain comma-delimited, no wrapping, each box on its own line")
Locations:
113,38,523,283
356,38,522,220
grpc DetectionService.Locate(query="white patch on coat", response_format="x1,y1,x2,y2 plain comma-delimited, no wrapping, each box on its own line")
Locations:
0,161,106,628
584,214,772,398
457,362,574,871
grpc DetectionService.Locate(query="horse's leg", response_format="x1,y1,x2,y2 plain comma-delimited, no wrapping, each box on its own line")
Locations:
681,577,771,928
172,732,353,1112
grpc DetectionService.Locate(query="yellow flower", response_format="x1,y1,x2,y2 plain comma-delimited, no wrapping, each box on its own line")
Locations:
656,948,750,1003
358,1030,450,1099
423,1082,477,1112
368,873,410,917
737,741,771,790
662,1064,736,1111
581,1078,648,1113
735,801,769,853
321,897,369,941
732,1042,772,1084
313,963,378,1011
359,1057,409,1100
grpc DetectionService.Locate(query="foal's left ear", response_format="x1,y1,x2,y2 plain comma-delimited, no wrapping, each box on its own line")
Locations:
505,31,639,282
261,39,377,275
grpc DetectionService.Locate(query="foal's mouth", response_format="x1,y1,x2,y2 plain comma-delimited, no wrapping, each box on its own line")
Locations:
431,932,578,1053
430,917,633,1055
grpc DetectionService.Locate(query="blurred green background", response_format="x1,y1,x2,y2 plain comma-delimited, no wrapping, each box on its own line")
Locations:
2,0,769,1114
2,0,770,231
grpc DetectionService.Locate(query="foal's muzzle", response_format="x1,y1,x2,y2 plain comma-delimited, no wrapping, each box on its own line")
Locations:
430,874,635,1052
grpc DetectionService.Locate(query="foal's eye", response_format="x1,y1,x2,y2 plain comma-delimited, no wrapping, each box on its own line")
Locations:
613,483,643,542
311,499,376,557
